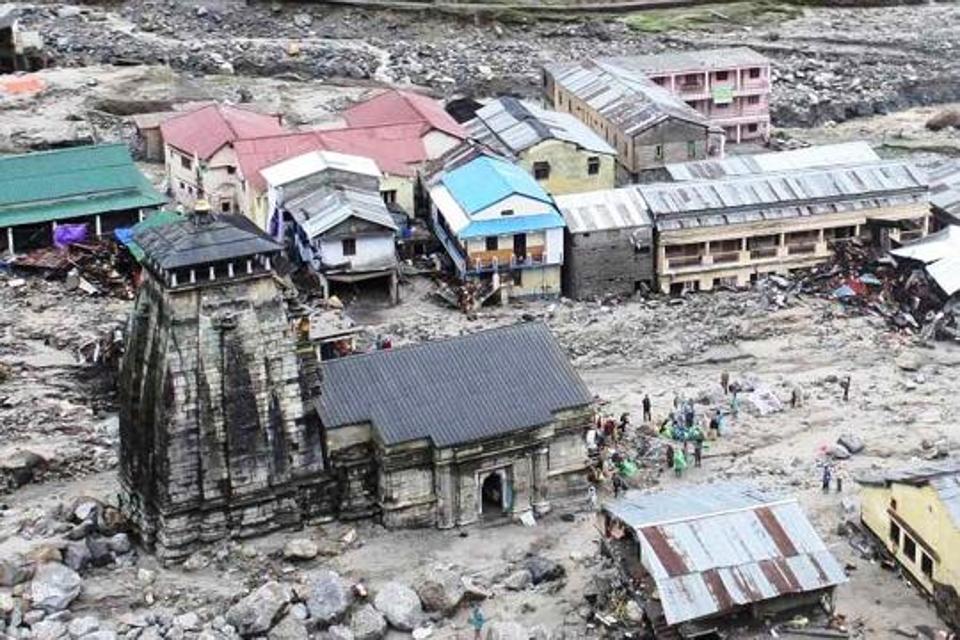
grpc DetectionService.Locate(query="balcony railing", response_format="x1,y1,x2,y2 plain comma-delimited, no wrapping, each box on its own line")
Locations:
468,253,546,273
666,255,703,269
749,247,778,260
678,83,706,95
711,251,741,264
787,243,817,256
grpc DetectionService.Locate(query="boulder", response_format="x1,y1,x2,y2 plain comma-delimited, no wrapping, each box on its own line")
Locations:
173,612,201,631
0,450,46,488
63,542,92,573
485,622,527,640
837,434,864,455
828,444,852,460
266,613,308,640
522,556,565,585
324,626,354,640
0,554,33,586
68,616,101,637
68,497,104,524
415,568,464,613
306,570,353,626
502,570,531,592
225,581,293,637
927,109,960,131
373,582,422,631
282,539,318,562
30,563,82,612
348,604,386,640
31,619,68,640
80,632,118,640
106,533,132,555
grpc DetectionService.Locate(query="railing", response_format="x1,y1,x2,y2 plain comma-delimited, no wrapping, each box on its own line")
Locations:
666,255,703,269
711,251,740,264
749,247,778,260
678,83,706,95
787,243,817,255
468,253,546,273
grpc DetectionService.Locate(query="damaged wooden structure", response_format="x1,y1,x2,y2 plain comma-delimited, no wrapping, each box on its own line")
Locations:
119,211,594,558
601,483,847,638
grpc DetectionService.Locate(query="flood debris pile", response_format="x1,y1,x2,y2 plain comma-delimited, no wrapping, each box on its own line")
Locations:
9,238,139,300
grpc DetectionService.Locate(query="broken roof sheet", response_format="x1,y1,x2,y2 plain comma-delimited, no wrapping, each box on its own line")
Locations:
133,213,281,271
928,160,960,220
466,97,615,157
603,47,770,76
642,160,928,230
604,483,846,626
857,460,960,528
666,142,880,181
287,186,397,239
316,322,593,447
545,59,710,136
555,186,651,233
891,225,960,264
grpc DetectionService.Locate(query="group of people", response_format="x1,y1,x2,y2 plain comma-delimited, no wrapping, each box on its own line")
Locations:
585,410,641,506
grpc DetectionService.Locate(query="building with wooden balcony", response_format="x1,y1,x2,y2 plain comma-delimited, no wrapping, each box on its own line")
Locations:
615,48,772,145
542,59,723,183
638,161,930,294
427,154,566,297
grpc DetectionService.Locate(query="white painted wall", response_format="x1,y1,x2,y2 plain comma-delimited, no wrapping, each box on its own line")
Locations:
472,194,555,221
545,227,564,265
317,233,397,271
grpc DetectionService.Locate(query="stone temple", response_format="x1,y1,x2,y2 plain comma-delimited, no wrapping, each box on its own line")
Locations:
119,208,594,561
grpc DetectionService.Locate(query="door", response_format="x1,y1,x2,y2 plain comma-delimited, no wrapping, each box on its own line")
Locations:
513,233,527,263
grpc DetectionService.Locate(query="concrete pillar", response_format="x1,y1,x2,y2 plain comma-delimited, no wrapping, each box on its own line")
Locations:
816,228,828,255
777,233,788,258
435,463,456,529
922,214,930,236
531,447,551,516
510,458,533,516
739,236,750,264
209,266,215,281
320,275,330,300
95,215,102,237
701,241,713,265
189,269,196,284
7,227,14,256
228,262,235,278
138,210,145,222
389,270,399,306
736,125,742,144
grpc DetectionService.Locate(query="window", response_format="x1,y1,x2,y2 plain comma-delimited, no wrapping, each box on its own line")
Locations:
485,236,498,251
587,156,600,176
747,95,761,105
382,190,398,205
654,145,663,161
500,209,514,217
716,71,729,81
180,155,192,170
921,553,933,578
221,201,231,213
715,102,729,110
747,123,758,133
749,67,761,79
687,141,697,159
889,521,901,546
903,535,917,563
341,238,356,256
533,161,551,181
226,166,236,175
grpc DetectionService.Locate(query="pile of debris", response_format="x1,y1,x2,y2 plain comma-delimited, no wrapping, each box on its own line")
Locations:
9,239,138,300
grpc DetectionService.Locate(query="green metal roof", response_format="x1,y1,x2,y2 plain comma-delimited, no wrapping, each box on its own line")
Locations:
0,144,167,228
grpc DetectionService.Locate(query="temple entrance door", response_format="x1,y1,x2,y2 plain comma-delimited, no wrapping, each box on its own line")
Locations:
480,470,509,518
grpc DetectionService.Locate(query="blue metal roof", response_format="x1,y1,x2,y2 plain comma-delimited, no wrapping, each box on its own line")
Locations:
440,155,553,214
459,212,565,239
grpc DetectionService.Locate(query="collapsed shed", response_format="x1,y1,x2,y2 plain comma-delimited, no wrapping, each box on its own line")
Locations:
601,483,846,637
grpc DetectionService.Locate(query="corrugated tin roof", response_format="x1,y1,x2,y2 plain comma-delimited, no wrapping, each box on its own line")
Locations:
287,186,396,239
544,59,710,136
857,460,960,529
343,89,466,141
666,142,880,181
160,104,284,160
467,97,615,157
440,155,555,214
642,160,928,230
928,160,960,220
133,213,281,271
316,322,594,447
555,186,651,233
891,225,960,264
604,483,846,626
261,150,381,189
0,144,166,227
603,47,770,76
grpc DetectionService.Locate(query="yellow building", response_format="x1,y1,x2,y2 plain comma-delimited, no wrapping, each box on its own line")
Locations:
857,462,960,628
465,97,616,196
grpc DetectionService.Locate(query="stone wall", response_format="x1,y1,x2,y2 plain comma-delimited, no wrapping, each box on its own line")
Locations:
562,226,654,299
119,270,333,561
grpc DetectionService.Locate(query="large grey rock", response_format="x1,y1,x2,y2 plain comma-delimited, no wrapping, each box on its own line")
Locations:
266,613,308,640
485,622,527,640
282,539,318,562
522,556,565,585
62,542,92,573
306,570,353,626
502,570,531,591
837,434,864,454
106,534,132,555
30,563,82,612
0,555,33,587
68,616,100,637
81,632,118,640
173,612,201,631
31,619,68,640
373,582,422,632
324,626,353,640
348,604,386,640
225,581,292,637
415,568,464,613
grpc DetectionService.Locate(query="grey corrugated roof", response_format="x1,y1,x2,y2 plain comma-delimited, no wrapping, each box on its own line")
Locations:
316,322,593,447
666,142,880,181
134,213,281,270
928,160,960,220
545,59,710,136
287,186,397,239
857,459,960,528
643,160,928,231
555,186,651,233
466,97,615,157
604,483,846,626
603,47,770,76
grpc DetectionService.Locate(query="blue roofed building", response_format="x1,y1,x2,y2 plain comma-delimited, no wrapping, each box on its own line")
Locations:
426,154,566,297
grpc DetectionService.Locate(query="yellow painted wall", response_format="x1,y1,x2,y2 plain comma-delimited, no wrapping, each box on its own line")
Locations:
518,140,615,196
860,482,960,596
380,174,415,215
515,264,561,297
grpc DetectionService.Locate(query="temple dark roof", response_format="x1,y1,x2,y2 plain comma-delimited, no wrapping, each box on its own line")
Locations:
133,213,281,270
316,322,594,447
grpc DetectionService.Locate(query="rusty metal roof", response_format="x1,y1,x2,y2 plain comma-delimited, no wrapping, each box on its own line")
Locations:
544,59,710,136
604,483,846,626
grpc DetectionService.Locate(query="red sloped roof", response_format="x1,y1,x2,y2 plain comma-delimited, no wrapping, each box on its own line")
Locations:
234,131,327,192
316,124,429,177
160,104,285,160
342,89,466,140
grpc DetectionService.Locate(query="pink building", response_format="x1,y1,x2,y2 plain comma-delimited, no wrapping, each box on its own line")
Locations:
603,48,771,144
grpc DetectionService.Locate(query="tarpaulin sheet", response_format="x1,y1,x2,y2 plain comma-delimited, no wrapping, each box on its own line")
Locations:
53,223,89,248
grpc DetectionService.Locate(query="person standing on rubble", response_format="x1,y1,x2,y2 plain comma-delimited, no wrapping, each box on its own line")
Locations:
841,375,851,402
708,410,721,439
612,472,627,498
468,605,486,640
673,447,687,478
835,462,847,493
721,370,730,394
665,443,675,471
693,431,704,468
821,462,833,493
618,413,630,440
642,394,652,423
